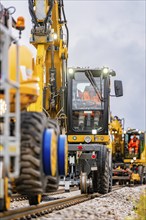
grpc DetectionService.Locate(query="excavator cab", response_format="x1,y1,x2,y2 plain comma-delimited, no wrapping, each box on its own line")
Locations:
124,130,144,159
67,68,109,135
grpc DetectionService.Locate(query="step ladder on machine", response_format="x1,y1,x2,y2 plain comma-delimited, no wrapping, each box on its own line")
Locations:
0,5,20,199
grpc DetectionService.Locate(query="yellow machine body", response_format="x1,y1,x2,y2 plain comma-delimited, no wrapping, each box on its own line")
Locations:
0,45,40,111
28,0,68,118
131,173,140,182
68,135,110,144
25,0,68,178
109,116,124,157
1,0,67,211
110,116,146,184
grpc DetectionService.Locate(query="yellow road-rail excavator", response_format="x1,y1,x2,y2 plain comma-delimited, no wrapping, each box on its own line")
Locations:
110,116,146,185
0,0,68,211
66,67,123,194
0,2,36,211
15,0,69,206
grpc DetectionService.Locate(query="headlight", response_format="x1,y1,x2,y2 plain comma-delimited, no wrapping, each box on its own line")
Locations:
84,136,91,143
102,67,109,74
0,99,7,116
92,129,97,135
68,68,74,74
72,136,77,140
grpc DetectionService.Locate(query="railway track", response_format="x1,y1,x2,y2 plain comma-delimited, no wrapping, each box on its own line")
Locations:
1,185,122,220
11,186,78,202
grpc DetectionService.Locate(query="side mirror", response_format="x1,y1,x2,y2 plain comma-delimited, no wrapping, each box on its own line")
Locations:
114,80,123,97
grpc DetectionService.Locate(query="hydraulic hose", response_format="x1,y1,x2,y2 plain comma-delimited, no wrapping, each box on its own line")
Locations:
43,0,54,25
61,0,69,48
28,0,38,26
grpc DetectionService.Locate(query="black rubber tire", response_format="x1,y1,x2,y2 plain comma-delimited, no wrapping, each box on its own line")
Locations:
45,176,59,192
97,146,110,194
28,195,42,206
16,112,47,197
45,118,59,193
138,166,144,184
108,168,112,192
0,199,5,212
92,170,98,193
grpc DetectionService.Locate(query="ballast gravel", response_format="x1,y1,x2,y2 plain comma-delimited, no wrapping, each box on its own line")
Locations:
10,185,146,220
42,185,146,220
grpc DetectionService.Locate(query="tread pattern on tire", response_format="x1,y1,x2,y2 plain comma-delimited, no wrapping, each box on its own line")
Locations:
16,112,47,195
108,168,112,192
97,145,110,194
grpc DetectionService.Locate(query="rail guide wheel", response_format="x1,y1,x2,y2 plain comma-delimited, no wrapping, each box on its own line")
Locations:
80,172,88,194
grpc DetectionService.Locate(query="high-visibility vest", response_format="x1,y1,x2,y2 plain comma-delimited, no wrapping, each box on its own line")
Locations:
83,91,90,100
83,91,100,104
128,138,139,149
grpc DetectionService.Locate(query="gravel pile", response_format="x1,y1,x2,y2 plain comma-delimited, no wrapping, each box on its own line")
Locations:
43,185,146,220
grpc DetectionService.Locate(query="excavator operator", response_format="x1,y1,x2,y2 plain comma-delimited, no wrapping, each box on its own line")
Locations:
128,134,140,155
78,85,101,130
83,85,100,104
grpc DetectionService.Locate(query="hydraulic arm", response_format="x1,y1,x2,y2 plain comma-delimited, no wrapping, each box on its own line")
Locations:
12,0,69,207
109,115,124,162
28,0,68,128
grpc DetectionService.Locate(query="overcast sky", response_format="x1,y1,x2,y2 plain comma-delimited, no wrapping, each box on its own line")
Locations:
2,0,146,131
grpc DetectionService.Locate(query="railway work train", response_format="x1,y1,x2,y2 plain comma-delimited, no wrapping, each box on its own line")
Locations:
67,67,123,193
0,0,68,211
1,0,143,213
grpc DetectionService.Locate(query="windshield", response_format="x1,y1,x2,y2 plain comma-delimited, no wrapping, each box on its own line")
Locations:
71,71,104,132
72,72,104,111
124,133,142,159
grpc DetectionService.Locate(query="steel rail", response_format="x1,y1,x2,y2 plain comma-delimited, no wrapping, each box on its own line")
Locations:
11,186,78,202
0,185,122,220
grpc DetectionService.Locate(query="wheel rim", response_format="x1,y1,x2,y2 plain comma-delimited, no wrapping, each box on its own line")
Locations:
43,129,57,176
58,135,68,176
80,173,87,194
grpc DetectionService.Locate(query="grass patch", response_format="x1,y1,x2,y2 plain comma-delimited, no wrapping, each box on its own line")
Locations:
126,188,146,220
